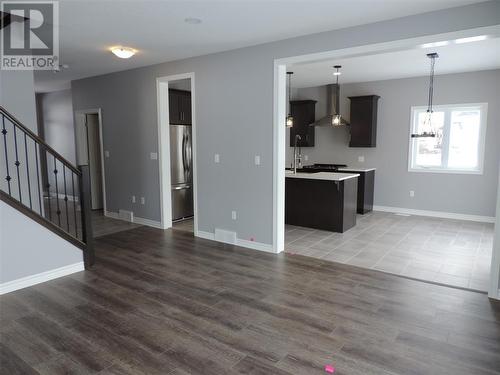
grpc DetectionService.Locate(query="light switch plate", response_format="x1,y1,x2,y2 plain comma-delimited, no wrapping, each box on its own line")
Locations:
140,197,145,204
409,190,415,197
254,155,260,165
358,155,365,163
132,195,136,203
150,152,158,160
214,154,220,163
304,155,309,162
231,211,237,220
104,150,110,158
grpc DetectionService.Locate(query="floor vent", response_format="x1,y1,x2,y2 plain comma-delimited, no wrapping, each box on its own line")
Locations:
214,228,237,245
119,209,134,222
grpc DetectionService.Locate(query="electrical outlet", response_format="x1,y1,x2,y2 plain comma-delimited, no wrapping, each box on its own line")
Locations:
358,155,365,163
140,197,145,204
150,152,158,160
132,195,136,203
231,211,237,220
409,190,415,197
304,155,309,162
214,154,220,164
104,150,110,158
254,155,261,165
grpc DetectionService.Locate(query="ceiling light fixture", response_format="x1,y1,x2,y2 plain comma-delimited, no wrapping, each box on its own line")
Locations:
286,72,294,127
110,46,136,59
411,52,439,138
184,17,202,24
455,35,487,44
421,40,449,48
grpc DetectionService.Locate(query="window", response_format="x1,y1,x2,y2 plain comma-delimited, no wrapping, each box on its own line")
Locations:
408,103,487,174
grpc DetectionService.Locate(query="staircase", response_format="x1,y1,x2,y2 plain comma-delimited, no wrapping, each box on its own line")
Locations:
0,106,94,267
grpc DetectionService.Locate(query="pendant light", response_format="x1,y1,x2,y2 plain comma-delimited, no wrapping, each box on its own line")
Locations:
331,65,342,127
286,72,294,127
411,53,439,138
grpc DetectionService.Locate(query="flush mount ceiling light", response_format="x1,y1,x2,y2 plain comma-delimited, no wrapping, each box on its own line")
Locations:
411,52,439,138
184,17,202,24
286,72,294,127
110,46,136,59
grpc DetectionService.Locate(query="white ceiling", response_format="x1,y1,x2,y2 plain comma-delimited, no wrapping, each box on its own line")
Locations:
34,0,482,92
289,37,500,88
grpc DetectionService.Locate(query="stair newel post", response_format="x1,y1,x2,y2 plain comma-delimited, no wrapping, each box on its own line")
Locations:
78,165,94,267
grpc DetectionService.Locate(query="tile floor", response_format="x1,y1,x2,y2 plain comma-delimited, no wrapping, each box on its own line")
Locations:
285,211,493,292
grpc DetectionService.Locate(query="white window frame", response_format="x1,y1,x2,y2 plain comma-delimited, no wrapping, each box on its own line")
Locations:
408,103,488,175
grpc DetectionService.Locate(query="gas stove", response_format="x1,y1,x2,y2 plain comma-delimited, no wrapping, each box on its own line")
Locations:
302,163,348,171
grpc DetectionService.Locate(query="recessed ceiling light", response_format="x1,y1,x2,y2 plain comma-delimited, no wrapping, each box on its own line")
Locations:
421,41,449,48
110,46,136,59
455,35,487,44
184,17,202,24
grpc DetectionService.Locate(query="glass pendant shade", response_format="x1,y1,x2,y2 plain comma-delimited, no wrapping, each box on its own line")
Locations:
332,114,342,127
286,115,294,127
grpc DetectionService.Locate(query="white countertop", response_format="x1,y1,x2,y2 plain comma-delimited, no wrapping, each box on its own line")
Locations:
286,171,360,181
338,167,376,172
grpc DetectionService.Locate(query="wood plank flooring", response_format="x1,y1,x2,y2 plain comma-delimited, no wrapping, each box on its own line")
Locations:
1,226,499,374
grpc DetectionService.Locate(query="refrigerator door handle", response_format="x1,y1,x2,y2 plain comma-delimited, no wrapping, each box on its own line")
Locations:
172,184,191,190
181,131,187,174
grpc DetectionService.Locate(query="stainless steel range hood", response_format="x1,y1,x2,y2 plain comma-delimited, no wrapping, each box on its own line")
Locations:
309,84,349,127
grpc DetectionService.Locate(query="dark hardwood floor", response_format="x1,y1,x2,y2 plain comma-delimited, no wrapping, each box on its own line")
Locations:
1,226,499,374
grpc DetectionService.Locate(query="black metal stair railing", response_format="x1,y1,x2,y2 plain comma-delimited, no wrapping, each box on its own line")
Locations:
0,105,94,267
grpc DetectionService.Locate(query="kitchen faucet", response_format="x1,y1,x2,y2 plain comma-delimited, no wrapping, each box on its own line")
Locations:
293,134,302,174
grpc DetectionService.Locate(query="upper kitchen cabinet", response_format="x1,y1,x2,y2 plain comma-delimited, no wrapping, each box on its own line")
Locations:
289,100,316,147
169,89,192,125
348,95,380,147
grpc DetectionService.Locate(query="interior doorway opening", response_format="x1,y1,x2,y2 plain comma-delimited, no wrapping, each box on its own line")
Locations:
157,73,198,235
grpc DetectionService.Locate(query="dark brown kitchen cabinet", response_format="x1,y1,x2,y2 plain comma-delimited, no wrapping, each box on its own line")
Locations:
169,89,192,125
289,100,316,147
348,95,380,147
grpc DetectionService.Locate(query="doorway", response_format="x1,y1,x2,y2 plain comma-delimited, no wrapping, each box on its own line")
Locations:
74,109,106,212
157,73,198,235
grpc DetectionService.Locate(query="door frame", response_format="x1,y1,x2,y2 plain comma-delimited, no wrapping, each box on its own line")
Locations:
272,26,500,298
74,108,107,214
156,72,198,235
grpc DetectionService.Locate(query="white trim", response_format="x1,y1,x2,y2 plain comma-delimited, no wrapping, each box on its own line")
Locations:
74,108,107,212
488,165,500,299
104,210,162,229
195,230,275,253
408,103,488,175
197,230,215,241
236,238,275,253
156,73,199,236
373,205,495,223
0,262,85,295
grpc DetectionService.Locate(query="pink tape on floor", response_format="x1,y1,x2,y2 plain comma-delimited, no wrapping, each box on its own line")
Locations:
325,364,335,373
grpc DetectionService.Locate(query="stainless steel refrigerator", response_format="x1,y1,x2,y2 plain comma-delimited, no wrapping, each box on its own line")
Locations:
170,125,193,221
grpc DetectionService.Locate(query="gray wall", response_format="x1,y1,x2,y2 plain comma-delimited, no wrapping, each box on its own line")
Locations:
36,89,76,164
71,1,500,246
288,70,500,217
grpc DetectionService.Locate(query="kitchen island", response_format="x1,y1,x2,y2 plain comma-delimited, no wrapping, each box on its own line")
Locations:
285,171,359,233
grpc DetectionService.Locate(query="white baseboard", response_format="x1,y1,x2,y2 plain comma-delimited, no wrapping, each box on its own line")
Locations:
0,262,85,295
197,230,215,240
373,205,495,223
195,230,276,253
105,211,163,229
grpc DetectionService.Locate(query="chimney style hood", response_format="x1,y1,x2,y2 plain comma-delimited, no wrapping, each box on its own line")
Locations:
309,84,349,127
